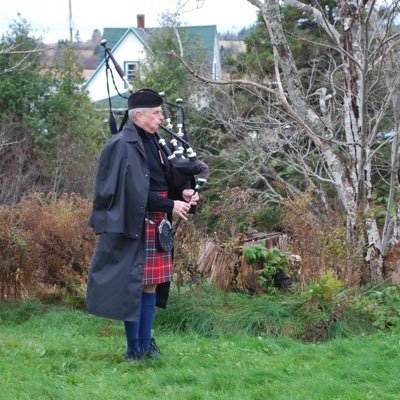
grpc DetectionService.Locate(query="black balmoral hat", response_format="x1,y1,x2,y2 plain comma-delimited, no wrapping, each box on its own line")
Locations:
128,88,163,109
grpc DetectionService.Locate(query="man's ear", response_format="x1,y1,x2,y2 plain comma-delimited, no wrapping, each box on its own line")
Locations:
134,109,143,121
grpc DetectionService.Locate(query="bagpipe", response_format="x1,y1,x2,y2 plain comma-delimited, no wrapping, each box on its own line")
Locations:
101,39,209,238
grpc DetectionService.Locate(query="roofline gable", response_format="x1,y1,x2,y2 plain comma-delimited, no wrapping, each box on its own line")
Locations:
85,27,148,87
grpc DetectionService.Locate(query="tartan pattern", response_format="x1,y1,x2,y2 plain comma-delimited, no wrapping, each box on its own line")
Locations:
143,192,173,285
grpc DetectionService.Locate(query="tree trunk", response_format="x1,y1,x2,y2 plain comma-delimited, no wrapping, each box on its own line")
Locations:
263,0,385,282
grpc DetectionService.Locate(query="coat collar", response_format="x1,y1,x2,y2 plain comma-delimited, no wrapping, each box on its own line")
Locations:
122,122,147,160
123,123,141,143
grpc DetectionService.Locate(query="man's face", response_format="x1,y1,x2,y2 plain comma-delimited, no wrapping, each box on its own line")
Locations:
136,107,164,133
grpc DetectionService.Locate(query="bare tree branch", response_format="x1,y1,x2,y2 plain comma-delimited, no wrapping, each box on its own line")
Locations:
167,49,276,93
282,0,341,45
1,48,53,55
0,43,53,74
0,138,25,148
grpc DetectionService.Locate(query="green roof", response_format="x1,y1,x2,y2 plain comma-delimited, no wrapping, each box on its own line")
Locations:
94,27,148,62
96,25,216,66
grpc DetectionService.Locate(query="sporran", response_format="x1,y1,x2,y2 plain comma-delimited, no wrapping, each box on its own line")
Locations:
155,218,175,252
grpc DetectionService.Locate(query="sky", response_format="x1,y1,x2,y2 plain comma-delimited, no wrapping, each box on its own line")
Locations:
0,0,259,43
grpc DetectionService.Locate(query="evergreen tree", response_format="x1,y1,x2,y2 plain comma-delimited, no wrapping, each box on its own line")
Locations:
0,17,102,203
0,15,53,126
235,1,338,81
34,44,102,196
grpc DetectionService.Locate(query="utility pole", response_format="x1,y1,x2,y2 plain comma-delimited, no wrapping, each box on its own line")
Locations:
69,0,73,43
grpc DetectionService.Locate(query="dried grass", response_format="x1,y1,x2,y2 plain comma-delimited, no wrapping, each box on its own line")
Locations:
282,195,361,286
0,191,95,301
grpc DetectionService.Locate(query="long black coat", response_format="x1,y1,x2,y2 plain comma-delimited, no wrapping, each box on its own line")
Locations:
87,123,150,322
88,123,149,239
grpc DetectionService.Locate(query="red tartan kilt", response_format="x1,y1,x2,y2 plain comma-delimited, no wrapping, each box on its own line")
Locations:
143,192,173,285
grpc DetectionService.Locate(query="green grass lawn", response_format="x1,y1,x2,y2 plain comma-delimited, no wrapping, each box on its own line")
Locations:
0,301,399,400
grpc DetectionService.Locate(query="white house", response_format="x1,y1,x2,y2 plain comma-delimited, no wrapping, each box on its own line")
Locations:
85,18,221,109
86,28,147,105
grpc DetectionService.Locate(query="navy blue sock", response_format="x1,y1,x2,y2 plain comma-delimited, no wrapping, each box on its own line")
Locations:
124,307,141,355
139,292,156,352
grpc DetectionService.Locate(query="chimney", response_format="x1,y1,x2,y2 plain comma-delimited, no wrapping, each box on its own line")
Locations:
137,14,145,29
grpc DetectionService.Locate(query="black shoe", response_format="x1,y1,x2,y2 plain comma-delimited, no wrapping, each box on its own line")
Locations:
124,351,144,363
145,338,162,358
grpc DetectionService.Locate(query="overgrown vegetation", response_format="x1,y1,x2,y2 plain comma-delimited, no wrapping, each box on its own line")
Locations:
0,192,95,302
281,194,360,285
355,285,400,330
243,245,290,290
154,283,400,341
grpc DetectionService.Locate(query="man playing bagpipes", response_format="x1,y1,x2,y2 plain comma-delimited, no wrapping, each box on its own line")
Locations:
86,88,199,362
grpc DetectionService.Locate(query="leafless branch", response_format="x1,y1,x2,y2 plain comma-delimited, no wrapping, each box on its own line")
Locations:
282,0,341,45
1,43,53,74
1,48,53,55
0,138,25,148
167,49,276,93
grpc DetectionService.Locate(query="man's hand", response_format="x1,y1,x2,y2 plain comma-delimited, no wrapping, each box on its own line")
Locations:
182,189,199,206
172,200,191,220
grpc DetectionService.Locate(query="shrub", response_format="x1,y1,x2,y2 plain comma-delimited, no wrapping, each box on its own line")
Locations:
306,270,343,302
0,214,30,300
243,244,291,290
201,187,279,236
282,194,361,285
355,285,400,330
0,192,95,301
173,218,205,286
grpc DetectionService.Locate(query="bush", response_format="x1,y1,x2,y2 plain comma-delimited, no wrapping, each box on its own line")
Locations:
0,214,30,300
282,194,361,285
0,192,95,301
243,244,291,290
355,285,400,330
306,270,343,302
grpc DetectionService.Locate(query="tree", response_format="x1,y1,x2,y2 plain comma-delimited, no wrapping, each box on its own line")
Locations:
173,0,400,283
235,1,338,80
136,26,190,100
0,16,102,204
0,15,54,124
0,15,55,204
34,44,103,197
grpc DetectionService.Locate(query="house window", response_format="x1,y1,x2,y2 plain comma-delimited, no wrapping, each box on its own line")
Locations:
125,62,138,84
